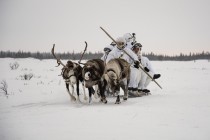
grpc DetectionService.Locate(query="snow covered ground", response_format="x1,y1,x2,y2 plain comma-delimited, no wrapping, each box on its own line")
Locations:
0,58,210,140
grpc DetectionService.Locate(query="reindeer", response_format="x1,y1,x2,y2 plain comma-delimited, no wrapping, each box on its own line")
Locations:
51,44,88,102
103,58,130,104
82,59,107,104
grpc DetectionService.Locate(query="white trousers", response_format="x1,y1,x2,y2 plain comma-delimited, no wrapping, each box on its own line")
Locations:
138,70,154,89
128,67,141,89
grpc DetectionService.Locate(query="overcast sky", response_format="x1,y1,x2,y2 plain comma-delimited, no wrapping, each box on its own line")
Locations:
0,0,210,55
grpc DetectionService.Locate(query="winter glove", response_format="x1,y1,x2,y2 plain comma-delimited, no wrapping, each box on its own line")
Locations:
138,59,141,64
144,67,150,72
153,74,161,79
134,61,140,69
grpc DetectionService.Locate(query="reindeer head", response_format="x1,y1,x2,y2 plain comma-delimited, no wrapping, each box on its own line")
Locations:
82,64,100,88
107,70,118,85
51,44,77,85
83,65,98,81
61,61,77,84
104,69,120,93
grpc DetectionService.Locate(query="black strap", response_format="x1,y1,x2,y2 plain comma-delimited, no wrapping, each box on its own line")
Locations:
107,69,116,73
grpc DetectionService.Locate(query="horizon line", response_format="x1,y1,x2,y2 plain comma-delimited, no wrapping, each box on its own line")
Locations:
0,50,209,56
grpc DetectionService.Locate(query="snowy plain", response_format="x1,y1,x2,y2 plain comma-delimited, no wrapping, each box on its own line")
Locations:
0,58,210,140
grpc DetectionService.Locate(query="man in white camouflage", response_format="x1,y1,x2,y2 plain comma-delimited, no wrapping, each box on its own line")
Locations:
132,42,161,95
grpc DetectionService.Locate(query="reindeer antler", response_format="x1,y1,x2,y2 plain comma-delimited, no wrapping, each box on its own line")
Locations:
51,44,68,68
78,41,88,64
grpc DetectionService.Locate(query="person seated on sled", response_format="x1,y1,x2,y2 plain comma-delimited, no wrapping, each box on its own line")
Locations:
101,42,115,62
106,36,141,97
132,42,161,95
122,33,144,97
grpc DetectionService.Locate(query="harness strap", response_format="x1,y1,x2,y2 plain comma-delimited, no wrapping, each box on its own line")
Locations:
107,69,116,73
62,68,75,80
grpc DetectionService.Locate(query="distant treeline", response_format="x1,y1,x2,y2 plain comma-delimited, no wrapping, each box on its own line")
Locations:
0,51,103,60
0,50,210,61
143,51,210,61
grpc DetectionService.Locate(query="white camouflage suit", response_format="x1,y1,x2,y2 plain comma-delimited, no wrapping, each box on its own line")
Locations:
138,55,155,90
106,36,141,91
101,45,114,62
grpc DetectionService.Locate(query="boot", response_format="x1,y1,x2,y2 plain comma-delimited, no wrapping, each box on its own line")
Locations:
137,89,145,96
128,90,139,97
153,74,161,79
142,89,151,95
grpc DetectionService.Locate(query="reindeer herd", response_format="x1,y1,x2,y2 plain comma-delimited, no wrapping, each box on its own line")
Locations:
51,43,131,104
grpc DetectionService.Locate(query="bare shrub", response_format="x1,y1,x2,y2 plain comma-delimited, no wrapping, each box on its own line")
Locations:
37,81,44,85
10,62,19,70
0,80,8,95
20,73,33,80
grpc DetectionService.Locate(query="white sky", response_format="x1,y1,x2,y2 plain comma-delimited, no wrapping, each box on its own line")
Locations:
0,0,210,55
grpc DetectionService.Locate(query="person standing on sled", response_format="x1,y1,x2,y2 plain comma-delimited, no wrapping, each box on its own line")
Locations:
101,42,115,62
102,32,135,62
106,36,141,97
123,33,137,47
132,43,161,95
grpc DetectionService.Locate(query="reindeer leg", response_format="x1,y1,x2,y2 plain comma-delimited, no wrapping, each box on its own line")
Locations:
115,88,121,104
82,82,88,101
88,87,92,104
99,81,107,104
115,95,121,104
93,85,99,99
66,83,76,101
121,80,128,101
71,84,77,101
76,80,82,103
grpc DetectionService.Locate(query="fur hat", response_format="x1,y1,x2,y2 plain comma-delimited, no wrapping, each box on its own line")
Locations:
123,33,133,42
116,37,126,50
104,45,114,52
110,42,116,46
133,43,142,49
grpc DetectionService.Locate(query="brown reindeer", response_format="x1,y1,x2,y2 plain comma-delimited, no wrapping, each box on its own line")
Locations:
51,44,89,102
104,58,130,104
82,59,107,104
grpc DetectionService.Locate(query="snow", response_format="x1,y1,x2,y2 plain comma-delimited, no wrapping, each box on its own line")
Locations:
0,58,210,140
